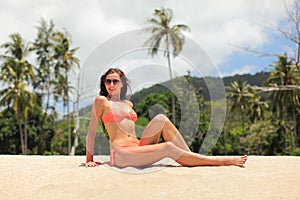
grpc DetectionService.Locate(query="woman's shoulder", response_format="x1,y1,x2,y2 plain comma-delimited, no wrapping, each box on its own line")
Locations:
95,95,108,101
94,95,109,105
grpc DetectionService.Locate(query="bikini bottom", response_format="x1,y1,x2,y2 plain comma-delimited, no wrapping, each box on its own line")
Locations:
110,141,141,166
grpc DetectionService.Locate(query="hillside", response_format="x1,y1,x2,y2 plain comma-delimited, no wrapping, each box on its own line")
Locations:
130,71,270,104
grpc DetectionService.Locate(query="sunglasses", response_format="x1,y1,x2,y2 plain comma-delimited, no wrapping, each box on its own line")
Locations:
104,79,121,85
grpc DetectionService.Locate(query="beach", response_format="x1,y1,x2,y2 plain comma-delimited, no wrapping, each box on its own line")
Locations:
0,155,299,200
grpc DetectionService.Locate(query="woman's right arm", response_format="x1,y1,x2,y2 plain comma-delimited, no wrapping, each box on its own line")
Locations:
86,96,105,167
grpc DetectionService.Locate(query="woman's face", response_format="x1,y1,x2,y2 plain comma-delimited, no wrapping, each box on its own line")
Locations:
104,72,123,97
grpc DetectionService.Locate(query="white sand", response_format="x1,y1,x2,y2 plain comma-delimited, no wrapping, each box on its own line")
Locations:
0,155,299,200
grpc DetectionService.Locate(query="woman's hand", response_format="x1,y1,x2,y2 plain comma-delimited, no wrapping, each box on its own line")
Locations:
86,161,101,167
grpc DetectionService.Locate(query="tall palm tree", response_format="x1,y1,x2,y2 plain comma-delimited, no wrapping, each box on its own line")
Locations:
32,19,56,114
266,55,300,150
52,30,80,155
144,7,190,124
0,33,36,154
33,20,80,155
31,19,60,154
227,80,254,129
33,19,78,154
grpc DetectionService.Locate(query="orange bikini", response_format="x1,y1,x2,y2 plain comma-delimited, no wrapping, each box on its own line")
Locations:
102,109,137,124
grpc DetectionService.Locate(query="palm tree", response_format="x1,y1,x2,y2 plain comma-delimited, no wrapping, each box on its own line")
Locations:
144,7,190,124
247,92,269,123
0,34,36,154
52,30,80,155
32,18,56,114
227,80,254,129
266,55,300,150
32,19,80,155
31,19,62,154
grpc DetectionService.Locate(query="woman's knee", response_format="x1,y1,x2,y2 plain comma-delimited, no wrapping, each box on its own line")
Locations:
163,141,182,159
152,114,169,123
164,141,173,149
164,141,180,152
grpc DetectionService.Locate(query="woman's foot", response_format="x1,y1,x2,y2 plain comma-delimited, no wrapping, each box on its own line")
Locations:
224,155,248,167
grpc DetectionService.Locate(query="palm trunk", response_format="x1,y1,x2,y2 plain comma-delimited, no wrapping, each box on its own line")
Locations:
167,52,176,124
38,81,51,154
67,102,71,155
297,31,300,76
293,106,298,147
291,108,297,150
70,116,79,156
290,127,294,151
17,113,25,155
240,105,245,130
70,75,80,156
166,34,176,124
24,118,28,155
66,71,71,155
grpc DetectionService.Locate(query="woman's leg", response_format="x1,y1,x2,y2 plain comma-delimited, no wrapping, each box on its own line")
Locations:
113,141,247,168
139,114,191,152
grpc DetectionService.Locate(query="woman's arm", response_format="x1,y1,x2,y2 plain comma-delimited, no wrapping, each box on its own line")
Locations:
86,96,105,166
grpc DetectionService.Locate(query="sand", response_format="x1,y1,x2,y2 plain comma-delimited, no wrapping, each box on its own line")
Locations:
0,155,299,200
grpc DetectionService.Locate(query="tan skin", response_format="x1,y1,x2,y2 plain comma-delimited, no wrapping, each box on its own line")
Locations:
86,72,247,168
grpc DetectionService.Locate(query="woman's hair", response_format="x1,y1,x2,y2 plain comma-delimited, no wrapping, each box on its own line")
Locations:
99,68,130,100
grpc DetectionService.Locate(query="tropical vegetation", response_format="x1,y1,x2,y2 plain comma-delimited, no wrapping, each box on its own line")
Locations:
0,6,300,156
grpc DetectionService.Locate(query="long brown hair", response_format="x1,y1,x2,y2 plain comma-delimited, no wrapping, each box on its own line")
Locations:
99,68,130,100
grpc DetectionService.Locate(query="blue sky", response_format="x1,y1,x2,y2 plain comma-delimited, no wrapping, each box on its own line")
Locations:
221,30,295,76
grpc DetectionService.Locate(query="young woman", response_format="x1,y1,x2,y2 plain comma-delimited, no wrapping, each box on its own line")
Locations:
86,68,247,168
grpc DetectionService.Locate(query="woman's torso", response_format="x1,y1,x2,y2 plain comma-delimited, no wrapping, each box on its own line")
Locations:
101,98,139,147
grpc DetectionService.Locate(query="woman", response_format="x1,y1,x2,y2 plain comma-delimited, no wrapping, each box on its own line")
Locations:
86,68,247,168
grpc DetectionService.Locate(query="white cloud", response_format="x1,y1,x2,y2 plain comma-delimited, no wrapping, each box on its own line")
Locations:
221,65,259,77
176,0,286,68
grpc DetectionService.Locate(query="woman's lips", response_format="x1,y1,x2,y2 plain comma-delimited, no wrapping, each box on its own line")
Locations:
108,88,115,93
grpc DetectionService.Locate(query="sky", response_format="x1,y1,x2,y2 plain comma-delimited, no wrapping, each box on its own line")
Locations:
0,0,297,102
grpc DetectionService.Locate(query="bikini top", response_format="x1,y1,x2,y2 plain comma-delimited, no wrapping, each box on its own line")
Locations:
102,109,137,124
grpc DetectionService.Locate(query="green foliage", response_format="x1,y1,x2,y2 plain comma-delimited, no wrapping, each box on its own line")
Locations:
189,111,209,153
265,56,300,151
285,147,300,156
50,120,70,155
0,18,80,155
135,93,170,118
0,109,19,154
244,120,279,155
223,72,270,87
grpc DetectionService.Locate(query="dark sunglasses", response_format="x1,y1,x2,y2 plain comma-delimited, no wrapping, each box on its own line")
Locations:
104,79,121,85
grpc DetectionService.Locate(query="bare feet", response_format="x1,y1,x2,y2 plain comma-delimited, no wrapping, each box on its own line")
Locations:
225,155,248,167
